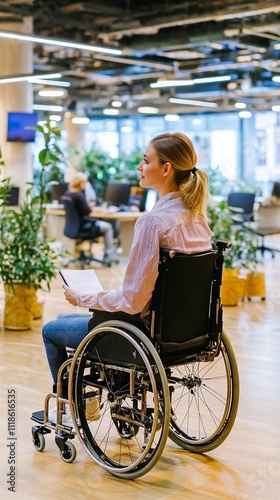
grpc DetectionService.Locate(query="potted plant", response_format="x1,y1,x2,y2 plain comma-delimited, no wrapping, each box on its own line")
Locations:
0,122,64,330
208,200,262,305
0,176,62,329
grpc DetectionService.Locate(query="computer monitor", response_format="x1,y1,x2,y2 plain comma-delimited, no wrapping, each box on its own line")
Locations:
140,188,159,211
51,182,69,202
104,181,132,207
5,186,19,206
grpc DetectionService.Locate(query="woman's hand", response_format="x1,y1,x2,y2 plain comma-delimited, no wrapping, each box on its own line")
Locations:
62,283,78,306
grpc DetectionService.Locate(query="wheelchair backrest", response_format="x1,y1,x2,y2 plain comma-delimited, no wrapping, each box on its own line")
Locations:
151,247,223,357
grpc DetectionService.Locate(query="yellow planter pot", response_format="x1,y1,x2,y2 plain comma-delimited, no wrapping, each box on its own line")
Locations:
221,270,246,306
245,272,266,300
223,268,239,279
33,299,44,320
4,284,36,330
33,291,45,320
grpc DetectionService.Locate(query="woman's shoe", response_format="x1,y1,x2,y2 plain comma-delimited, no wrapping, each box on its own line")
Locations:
48,405,73,426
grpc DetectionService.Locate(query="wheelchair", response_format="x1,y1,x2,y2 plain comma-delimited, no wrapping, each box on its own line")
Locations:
31,240,239,480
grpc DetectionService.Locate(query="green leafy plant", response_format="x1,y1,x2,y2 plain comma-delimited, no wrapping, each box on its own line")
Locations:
77,146,116,198
0,126,64,291
208,200,259,271
77,146,142,198
206,165,261,197
206,166,231,196
0,183,59,290
29,119,65,202
0,146,4,168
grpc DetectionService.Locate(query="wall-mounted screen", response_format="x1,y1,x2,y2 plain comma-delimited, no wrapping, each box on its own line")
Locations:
6,112,38,142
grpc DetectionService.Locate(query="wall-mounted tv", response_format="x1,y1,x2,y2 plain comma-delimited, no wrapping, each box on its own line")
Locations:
6,112,38,142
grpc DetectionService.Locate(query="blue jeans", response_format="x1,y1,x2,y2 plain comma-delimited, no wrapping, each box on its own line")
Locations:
42,311,148,385
42,313,92,384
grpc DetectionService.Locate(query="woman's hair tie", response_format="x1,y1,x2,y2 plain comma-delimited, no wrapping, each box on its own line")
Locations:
191,167,198,174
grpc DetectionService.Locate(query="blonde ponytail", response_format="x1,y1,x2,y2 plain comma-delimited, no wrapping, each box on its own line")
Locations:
151,132,210,220
180,168,209,221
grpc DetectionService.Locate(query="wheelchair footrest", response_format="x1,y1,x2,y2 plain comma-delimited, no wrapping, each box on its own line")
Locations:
31,410,45,424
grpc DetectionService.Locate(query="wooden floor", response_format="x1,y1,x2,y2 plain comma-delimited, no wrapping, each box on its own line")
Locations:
0,236,280,499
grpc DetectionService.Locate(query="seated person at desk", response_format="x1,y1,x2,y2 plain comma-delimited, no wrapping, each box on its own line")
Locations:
64,173,116,260
42,132,212,422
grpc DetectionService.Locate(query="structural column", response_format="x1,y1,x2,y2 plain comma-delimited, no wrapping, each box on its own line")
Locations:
0,18,34,197
63,111,86,182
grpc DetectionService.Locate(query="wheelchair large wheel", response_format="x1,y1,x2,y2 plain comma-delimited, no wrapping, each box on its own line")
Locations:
68,321,171,479
167,330,239,453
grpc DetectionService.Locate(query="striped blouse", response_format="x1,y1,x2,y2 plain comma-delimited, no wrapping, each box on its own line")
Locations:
77,191,212,322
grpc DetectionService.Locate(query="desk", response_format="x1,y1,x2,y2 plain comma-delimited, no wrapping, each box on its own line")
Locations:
46,208,143,258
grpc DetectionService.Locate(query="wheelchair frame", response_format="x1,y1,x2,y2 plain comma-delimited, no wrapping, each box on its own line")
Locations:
31,240,240,479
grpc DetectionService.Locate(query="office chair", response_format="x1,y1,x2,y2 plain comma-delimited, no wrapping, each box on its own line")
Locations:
61,196,112,268
227,192,256,223
244,205,280,257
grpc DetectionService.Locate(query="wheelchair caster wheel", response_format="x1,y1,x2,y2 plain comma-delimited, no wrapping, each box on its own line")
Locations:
59,441,76,463
33,432,45,452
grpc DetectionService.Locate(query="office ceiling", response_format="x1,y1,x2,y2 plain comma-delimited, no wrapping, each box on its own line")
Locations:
1,0,280,116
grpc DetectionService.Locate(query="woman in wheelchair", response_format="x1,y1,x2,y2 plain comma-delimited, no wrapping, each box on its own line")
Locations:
43,132,212,393
35,133,238,477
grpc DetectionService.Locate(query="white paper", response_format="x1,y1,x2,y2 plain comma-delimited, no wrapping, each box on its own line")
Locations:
59,269,103,294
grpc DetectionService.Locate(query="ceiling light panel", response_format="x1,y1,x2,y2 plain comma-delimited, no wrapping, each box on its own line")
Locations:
169,98,218,108
0,30,122,55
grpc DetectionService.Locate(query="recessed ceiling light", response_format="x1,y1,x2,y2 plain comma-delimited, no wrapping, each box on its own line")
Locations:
38,90,65,97
238,111,252,118
272,105,280,112
111,100,123,107
272,76,280,83
192,118,202,125
235,102,247,109
137,106,159,114
71,116,90,124
103,109,120,115
49,115,62,122
165,114,180,121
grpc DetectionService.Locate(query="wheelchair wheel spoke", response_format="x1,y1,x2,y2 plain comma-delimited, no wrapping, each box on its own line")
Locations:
168,331,239,453
69,324,171,479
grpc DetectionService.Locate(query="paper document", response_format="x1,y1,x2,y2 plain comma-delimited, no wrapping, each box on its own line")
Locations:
59,269,103,294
